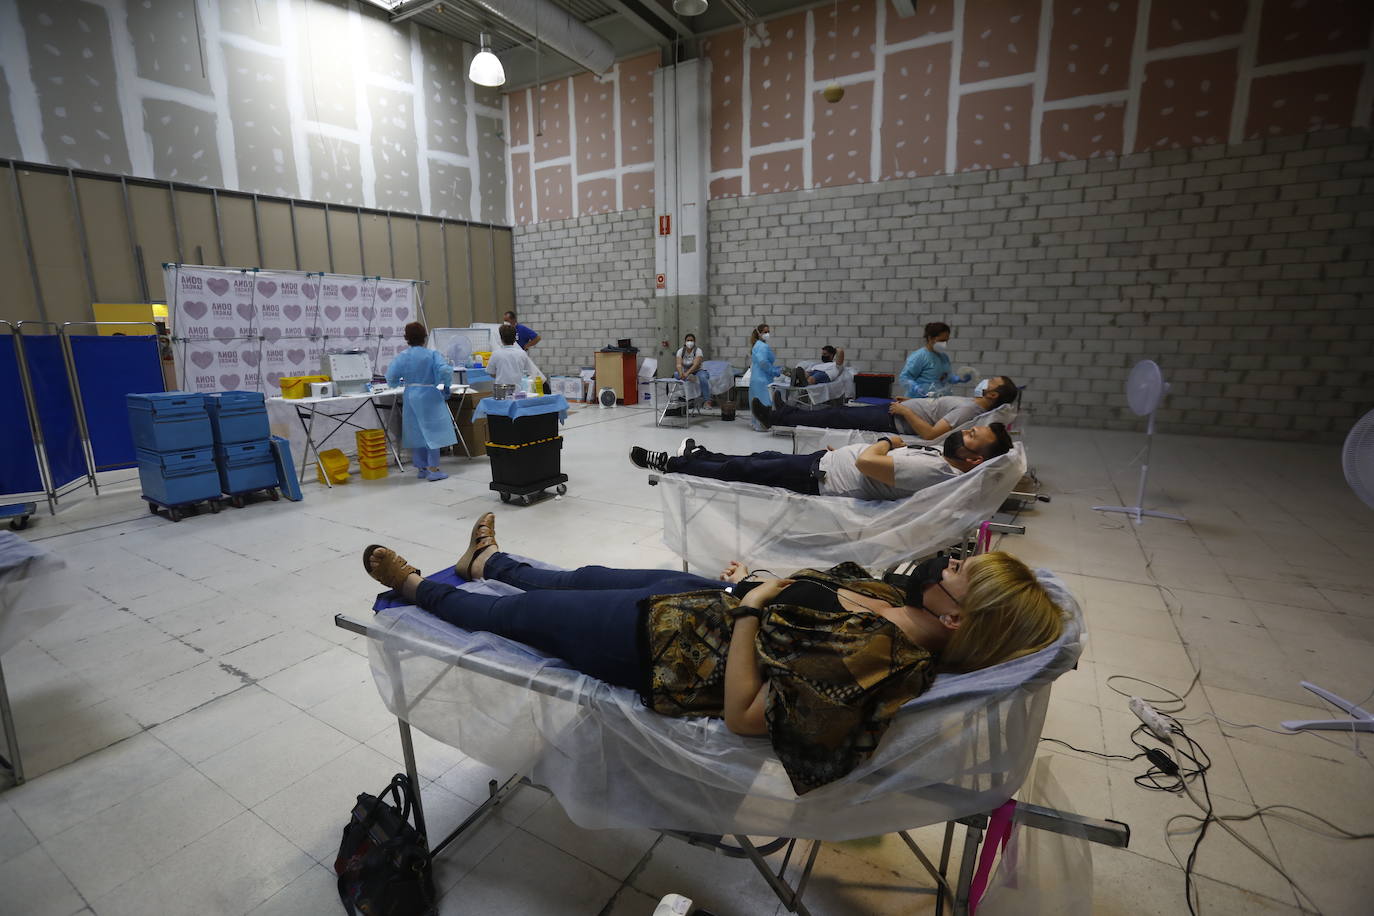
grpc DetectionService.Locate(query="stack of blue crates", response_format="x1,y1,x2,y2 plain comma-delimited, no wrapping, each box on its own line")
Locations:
205,391,276,498
128,392,220,509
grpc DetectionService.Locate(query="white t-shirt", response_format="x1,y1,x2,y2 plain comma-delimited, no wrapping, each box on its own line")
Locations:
808,361,841,378
893,396,981,436
817,443,961,500
676,346,706,367
486,344,541,386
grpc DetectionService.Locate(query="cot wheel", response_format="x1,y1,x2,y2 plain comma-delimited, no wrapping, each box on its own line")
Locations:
10,517,29,531
209,500,221,514
555,484,567,496
499,491,511,503
231,495,246,509
148,502,159,515
268,488,280,502
168,507,182,522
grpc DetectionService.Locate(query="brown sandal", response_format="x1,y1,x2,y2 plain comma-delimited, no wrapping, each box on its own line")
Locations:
363,545,419,590
456,512,498,580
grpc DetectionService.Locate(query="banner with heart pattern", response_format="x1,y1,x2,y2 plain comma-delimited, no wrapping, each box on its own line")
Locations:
165,265,424,394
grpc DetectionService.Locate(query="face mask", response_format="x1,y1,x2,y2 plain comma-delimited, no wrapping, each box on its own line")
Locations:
684,342,694,350
761,333,770,341
933,340,948,353
973,378,989,396
904,556,952,610
942,431,966,460
821,353,833,363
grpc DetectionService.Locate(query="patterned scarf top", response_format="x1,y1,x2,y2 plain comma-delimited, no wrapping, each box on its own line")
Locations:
641,562,936,795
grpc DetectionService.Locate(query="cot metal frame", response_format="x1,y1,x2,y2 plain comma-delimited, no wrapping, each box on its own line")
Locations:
334,612,1129,915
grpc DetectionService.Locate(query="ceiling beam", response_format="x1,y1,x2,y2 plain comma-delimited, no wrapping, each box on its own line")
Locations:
598,0,675,46
625,0,697,40
390,0,444,24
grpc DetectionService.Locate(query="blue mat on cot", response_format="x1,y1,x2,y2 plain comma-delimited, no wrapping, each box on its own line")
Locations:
854,397,894,406
373,565,465,612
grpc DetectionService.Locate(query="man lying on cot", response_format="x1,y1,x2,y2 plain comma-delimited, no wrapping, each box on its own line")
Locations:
362,513,1064,794
628,424,1013,501
752,376,1019,441
788,344,845,387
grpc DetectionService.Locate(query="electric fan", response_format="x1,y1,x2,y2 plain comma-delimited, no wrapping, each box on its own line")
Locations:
1093,360,1186,524
1280,408,1374,736
597,387,617,408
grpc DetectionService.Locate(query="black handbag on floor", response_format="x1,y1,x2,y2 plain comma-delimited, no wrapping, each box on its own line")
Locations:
334,773,436,916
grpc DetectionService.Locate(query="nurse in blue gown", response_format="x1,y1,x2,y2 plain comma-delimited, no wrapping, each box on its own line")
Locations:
386,322,455,481
748,322,779,431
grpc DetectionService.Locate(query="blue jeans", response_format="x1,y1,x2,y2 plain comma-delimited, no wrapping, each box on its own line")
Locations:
773,403,897,432
413,552,724,691
666,447,824,494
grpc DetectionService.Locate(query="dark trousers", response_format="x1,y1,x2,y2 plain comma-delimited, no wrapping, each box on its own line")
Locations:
413,552,724,691
666,447,823,494
773,403,897,432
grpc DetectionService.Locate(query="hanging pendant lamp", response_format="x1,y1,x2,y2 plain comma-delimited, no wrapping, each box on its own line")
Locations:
672,0,709,17
469,33,506,87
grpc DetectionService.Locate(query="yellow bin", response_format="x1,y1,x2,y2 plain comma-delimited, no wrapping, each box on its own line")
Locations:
316,448,351,484
280,375,329,399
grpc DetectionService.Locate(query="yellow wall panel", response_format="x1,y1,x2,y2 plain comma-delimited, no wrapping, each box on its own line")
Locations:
493,229,514,317
390,215,420,281
75,178,140,303
218,195,258,268
326,208,362,274
359,212,391,277
20,169,88,325
175,189,221,266
257,199,296,270
0,169,41,323
443,221,472,328
417,220,447,327
293,204,329,272
468,226,496,323
128,184,179,301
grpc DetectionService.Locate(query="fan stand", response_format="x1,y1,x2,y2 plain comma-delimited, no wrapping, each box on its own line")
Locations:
1093,410,1187,524
1281,681,1374,734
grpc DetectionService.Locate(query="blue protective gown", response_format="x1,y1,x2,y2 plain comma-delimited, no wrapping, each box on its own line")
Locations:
386,346,457,449
749,338,778,409
899,347,952,398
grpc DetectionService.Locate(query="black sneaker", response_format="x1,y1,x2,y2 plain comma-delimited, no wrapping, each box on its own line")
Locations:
771,388,786,411
677,437,697,457
792,366,807,387
629,446,669,472
750,399,773,430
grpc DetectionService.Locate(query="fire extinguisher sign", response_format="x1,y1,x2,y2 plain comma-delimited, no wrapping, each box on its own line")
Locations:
655,273,666,290
659,215,671,235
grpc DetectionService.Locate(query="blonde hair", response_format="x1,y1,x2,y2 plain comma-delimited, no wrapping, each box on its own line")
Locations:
748,323,769,346
938,552,1064,673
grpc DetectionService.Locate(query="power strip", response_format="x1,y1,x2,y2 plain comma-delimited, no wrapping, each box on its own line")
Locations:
1129,696,1175,744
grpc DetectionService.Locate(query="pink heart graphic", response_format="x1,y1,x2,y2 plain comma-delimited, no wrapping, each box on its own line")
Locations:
236,303,256,322
344,326,361,339
286,348,306,365
218,373,240,390
302,282,318,299
324,305,342,322
183,301,208,320
377,326,394,338
242,351,261,367
395,307,408,321
207,277,230,296
283,304,301,321
266,371,284,386
256,280,278,298
341,285,358,301
378,287,393,302
213,326,236,342
263,327,281,343
191,351,215,369
361,306,375,321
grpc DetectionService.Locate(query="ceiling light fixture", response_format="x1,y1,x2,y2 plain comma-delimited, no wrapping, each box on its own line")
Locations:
468,32,506,87
672,0,709,17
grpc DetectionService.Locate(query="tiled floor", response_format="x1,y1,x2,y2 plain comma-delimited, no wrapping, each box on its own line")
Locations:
2,403,1371,915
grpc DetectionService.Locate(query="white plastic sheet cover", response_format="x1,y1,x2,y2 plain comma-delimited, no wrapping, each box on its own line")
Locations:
657,443,1027,575
788,404,1018,455
266,392,404,471
770,367,857,407
0,533,73,656
366,559,1082,841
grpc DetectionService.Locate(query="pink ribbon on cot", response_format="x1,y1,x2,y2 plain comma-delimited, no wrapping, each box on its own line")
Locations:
967,799,1017,914
977,520,993,554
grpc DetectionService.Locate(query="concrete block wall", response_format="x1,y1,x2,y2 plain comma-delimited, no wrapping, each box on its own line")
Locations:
512,208,657,381
517,128,1374,441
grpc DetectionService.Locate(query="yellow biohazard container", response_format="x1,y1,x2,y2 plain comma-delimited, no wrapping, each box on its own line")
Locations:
359,463,389,480
280,375,329,399
315,448,351,484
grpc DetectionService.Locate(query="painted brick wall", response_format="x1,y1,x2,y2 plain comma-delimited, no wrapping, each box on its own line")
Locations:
519,128,1374,441
512,207,657,380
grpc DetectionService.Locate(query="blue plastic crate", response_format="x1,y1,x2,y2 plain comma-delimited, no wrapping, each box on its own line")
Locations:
127,392,213,452
215,440,278,494
269,436,303,501
135,446,220,506
206,391,270,444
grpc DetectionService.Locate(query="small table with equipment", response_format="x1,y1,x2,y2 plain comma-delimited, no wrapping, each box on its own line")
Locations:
475,395,569,506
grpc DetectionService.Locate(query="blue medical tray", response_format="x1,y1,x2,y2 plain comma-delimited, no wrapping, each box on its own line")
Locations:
135,446,220,506
215,440,278,494
269,436,303,501
127,392,213,452
206,391,270,444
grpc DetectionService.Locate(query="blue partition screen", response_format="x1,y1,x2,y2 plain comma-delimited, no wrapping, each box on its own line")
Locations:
69,334,165,470
21,335,87,491
0,335,45,498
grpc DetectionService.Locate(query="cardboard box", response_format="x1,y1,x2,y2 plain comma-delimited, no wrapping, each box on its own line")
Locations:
454,417,488,457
